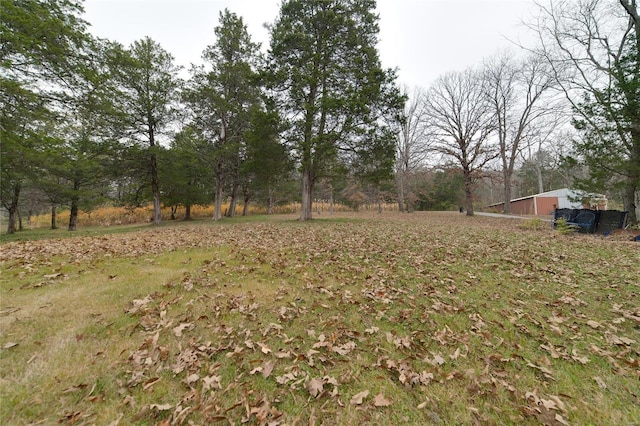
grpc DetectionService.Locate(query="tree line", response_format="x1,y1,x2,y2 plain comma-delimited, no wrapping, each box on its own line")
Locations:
2,0,638,234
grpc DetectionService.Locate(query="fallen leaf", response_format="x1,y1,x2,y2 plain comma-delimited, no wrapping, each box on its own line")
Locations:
593,376,607,389
306,377,324,398
450,347,461,360
257,342,272,354
350,390,369,405
333,341,356,355
43,272,62,279
202,375,221,392
2,342,18,350
586,320,601,329
429,353,446,366
571,349,589,365
173,322,192,337
0,307,20,316
142,377,160,390
262,360,275,378
149,403,172,411
605,333,636,346
373,393,392,407
185,373,199,385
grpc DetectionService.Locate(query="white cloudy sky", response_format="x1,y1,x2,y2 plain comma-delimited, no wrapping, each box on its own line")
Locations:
82,0,539,88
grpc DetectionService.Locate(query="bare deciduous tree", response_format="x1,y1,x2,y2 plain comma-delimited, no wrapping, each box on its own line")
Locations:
529,0,640,222
483,51,560,212
424,69,497,215
395,86,431,213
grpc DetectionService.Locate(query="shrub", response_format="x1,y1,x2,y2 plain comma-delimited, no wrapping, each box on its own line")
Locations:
554,217,578,235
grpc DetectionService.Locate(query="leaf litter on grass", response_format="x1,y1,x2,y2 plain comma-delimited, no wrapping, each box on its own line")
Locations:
1,212,639,425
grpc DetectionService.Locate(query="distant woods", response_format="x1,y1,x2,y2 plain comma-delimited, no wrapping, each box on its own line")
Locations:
2,0,638,233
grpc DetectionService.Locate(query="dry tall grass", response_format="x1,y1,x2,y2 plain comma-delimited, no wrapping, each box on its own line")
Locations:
25,201,394,229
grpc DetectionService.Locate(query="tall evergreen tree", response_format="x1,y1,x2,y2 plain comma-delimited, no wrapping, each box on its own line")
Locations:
159,127,212,220
107,37,182,225
243,103,293,214
267,0,404,220
1,0,92,233
184,9,261,220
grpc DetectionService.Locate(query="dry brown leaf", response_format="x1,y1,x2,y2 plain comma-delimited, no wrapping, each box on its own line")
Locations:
571,349,589,365
173,322,192,337
43,272,62,279
2,342,18,350
333,341,356,355
185,373,199,385
262,361,275,379
149,403,172,411
429,353,446,366
373,393,392,407
586,320,601,329
0,307,20,316
593,376,607,389
142,377,160,390
257,342,272,354
450,347,461,360
350,390,369,405
202,375,221,392
306,378,324,398
605,333,636,346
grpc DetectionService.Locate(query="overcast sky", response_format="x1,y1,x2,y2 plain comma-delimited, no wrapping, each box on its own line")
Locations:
82,0,539,88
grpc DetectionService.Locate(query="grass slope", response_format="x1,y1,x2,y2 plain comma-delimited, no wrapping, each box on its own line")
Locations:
1,212,638,425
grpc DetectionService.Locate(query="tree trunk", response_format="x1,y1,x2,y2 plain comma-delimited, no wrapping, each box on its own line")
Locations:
406,175,414,213
300,168,314,220
7,206,17,234
626,128,640,224
242,196,250,216
170,205,177,220
329,189,334,214
622,183,638,225
534,160,544,194
184,204,192,220
227,178,239,218
503,177,512,214
463,170,475,216
68,198,79,231
396,172,405,212
241,185,251,216
267,186,274,215
214,159,224,221
51,203,57,230
150,151,162,225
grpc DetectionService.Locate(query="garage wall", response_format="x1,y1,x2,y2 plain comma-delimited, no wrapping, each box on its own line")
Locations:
535,197,559,216
509,198,535,215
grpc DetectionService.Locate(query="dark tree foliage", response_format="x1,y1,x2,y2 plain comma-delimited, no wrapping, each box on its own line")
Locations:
569,42,640,219
415,169,465,211
242,104,293,214
159,127,213,220
1,0,93,233
106,37,182,225
267,0,404,220
184,9,262,220
533,0,640,222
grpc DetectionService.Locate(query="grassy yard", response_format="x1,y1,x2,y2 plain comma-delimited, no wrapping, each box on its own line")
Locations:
1,212,638,425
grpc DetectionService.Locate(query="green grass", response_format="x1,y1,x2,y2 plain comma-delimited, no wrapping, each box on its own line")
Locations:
1,212,638,425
